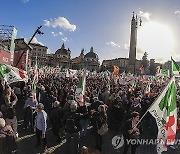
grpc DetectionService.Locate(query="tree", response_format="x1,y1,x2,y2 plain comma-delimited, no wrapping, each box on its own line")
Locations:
141,52,149,69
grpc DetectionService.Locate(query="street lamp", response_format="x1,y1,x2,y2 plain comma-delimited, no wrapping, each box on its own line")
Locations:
15,26,44,67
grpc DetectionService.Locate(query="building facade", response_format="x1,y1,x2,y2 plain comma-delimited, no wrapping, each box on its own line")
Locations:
29,43,48,67
51,43,71,68
72,47,100,71
102,58,141,73
72,49,85,70
13,38,48,68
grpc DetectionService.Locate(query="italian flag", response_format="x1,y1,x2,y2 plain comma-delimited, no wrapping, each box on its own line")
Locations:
0,64,26,84
75,70,86,104
11,66,28,82
171,57,180,75
148,76,177,153
129,80,136,92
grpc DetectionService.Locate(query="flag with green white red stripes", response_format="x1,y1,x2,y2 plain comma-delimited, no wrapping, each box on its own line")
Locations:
148,76,177,153
0,63,25,84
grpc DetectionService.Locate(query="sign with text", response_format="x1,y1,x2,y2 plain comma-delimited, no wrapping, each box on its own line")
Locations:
0,50,11,65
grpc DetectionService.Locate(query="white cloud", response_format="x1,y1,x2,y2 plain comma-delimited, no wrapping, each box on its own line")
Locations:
175,10,180,15
106,41,120,48
62,37,69,42
59,32,63,36
155,57,164,62
51,32,57,37
44,20,51,27
136,47,144,54
21,0,29,3
139,11,152,20
44,17,76,32
175,10,180,17
25,37,44,46
124,44,129,50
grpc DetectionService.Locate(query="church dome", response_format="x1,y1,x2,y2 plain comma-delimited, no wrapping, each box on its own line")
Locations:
85,47,98,59
55,43,71,55
55,49,69,55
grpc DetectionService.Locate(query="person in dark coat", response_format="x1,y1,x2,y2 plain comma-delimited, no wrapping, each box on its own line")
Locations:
90,105,107,152
39,86,48,112
0,118,17,154
123,112,142,154
47,91,57,113
108,96,125,131
129,97,142,115
63,103,82,154
49,101,64,142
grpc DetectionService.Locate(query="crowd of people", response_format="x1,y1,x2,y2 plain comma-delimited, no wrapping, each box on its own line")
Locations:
0,72,179,154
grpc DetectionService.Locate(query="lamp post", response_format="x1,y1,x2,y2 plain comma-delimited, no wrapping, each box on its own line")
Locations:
15,26,44,68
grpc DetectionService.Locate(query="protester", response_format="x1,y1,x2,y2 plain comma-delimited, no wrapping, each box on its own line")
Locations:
50,101,64,143
64,103,82,154
24,93,38,129
108,96,125,131
0,118,17,154
0,68,171,153
34,103,47,152
90,105,108,152
123,111,142,154
77,100,89,138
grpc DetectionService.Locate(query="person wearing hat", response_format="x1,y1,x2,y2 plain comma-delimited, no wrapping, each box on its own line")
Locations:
34,103,47,152
23,93,38,129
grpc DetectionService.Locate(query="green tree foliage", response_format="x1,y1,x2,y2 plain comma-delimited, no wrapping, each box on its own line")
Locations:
141,52,149,69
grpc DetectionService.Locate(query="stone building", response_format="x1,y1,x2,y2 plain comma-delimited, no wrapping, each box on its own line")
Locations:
72,47,100,71
51,43,71,68
2,38,33,69
72,49,85,70
14,38,32,69
102,58,141,73
29,43,48,67
13,38,48,68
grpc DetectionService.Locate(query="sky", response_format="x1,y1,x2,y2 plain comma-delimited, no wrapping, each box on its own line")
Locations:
1,0,180,64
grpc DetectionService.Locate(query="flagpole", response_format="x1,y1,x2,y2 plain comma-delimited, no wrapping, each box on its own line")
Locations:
133,76,174,129
32,56,38,99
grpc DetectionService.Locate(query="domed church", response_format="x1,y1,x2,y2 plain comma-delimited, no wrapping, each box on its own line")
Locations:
49,43,71,68
72,47,99,71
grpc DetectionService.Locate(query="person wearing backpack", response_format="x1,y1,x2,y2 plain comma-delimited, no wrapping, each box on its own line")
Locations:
63,103,82,154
